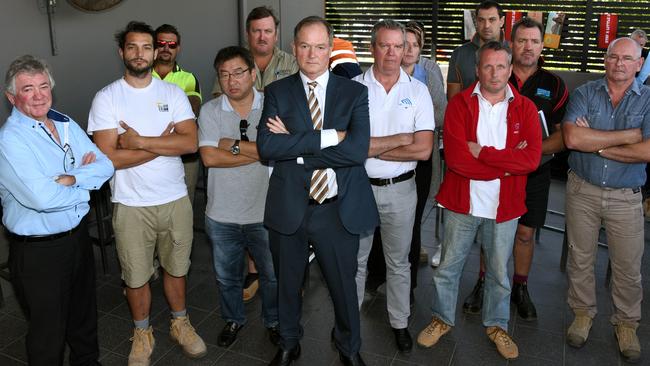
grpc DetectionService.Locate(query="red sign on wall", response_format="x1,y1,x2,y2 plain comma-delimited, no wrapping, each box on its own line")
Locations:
505,11,523,42
598,13,618,49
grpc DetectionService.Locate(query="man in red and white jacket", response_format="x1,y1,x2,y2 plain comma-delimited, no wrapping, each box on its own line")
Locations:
416,41,541,361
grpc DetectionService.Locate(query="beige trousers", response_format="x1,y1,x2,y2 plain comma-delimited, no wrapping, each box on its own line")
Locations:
566,171,644,325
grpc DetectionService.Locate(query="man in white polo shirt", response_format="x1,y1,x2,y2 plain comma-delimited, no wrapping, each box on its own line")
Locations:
353,19,434,355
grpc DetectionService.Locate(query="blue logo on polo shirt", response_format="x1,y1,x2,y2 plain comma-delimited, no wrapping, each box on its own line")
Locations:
399,98,413,107
535,88,551,100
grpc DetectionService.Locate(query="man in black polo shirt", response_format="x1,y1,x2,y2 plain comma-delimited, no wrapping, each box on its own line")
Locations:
463,17,569,320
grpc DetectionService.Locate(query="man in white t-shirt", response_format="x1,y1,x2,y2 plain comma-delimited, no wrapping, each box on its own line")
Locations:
87,21,206,366
352,19,434,355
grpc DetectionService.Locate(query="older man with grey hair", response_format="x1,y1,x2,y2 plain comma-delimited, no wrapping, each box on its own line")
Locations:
353,19,434,354
0,55,114,366
563,37,650,363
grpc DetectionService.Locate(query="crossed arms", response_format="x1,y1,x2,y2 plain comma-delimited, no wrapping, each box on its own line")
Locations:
93,119,197,170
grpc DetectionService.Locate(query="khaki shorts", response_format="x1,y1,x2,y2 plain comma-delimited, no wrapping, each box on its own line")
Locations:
113,196,193,288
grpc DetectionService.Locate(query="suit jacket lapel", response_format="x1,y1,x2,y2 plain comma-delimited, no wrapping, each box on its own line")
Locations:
288,73,313,130
323,74,338,129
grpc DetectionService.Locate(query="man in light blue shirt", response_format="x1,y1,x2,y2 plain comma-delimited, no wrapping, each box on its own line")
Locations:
0,55,114,366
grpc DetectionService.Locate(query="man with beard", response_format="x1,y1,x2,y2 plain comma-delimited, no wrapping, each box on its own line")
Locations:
88,21,206,366
212,6,298,97
447,0,505,100
153,24,202,204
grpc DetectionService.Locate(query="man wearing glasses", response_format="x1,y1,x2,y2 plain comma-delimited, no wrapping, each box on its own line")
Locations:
88,21,206,366
197,45,279,348
562,37,650,363
153,24,202,205
0,55,114,365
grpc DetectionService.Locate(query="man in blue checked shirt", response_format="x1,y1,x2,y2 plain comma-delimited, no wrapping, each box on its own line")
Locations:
0,55,114,366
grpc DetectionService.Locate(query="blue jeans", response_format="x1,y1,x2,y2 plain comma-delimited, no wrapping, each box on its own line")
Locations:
205,217,278,328
431,210,517,330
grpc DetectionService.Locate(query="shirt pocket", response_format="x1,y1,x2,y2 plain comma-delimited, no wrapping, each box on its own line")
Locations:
585,110,602,128
624,114,643,129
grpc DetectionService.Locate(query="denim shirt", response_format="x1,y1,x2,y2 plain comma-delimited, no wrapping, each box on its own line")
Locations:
0,108,114,235
564,78,650,188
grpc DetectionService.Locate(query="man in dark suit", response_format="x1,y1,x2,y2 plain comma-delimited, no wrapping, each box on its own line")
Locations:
257,16,379,366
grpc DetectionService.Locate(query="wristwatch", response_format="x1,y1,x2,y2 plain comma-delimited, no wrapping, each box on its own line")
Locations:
230,139,241,155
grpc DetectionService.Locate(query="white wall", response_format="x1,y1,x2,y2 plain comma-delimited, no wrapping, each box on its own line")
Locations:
1,0,239,126
0,0,323,128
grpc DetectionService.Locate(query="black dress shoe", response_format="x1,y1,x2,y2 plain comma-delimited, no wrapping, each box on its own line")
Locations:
269,344,301,366
268,325,281,346
340,352,366,366
462,277,484,314
511,282,538,321
218,321,243,347
392,327,413,353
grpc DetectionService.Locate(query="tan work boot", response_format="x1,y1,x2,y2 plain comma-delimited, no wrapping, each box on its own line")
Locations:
486,326,519,360
243,273,260,303
567,311,592,348
417,317,451,348
170,315,207,358
615,323,641,363
128,326,155,366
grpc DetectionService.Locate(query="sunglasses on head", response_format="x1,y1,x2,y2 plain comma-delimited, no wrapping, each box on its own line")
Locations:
240,120,250,142
155,40,178,49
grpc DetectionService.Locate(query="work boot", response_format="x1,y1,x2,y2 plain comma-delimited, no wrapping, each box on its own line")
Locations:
615,323,641,363
486,326,519,360
462,277,484,314
170,316,207,358
128,326,155,366
243,273,260,303
511,282,537,321
566,311,592,348
417,317,451,348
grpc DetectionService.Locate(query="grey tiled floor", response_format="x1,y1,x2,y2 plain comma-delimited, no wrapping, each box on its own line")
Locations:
1,179,649,365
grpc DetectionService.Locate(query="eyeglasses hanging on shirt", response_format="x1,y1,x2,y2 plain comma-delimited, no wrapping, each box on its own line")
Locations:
40,121,75,172
239,119,249,142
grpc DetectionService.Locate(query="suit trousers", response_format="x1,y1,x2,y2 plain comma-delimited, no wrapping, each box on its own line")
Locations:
566,171,644,324
269,200,361,357
9,218,99,366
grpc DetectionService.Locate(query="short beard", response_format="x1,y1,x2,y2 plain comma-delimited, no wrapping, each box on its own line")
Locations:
125,60,152,78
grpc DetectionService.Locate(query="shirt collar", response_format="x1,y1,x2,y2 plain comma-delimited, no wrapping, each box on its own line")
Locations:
364,65,412,86
10,107,69,128
598,77,642,96
472,82,515,103
299,70,330,91
220,88,263,112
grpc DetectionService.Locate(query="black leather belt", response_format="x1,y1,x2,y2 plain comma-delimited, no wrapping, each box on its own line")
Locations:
7,225,81,243
308,196,338,205
369,170,415,186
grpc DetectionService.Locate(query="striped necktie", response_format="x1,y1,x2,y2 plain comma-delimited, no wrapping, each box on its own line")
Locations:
307,81,328,203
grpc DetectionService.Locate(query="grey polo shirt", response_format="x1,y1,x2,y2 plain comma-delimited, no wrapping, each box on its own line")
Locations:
564,78,650,188
198,89,269,224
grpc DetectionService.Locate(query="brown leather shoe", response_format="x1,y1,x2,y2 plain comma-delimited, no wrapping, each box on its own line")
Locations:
486,326,518,360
